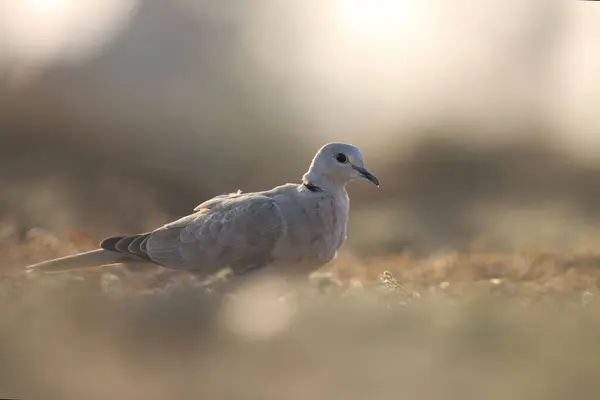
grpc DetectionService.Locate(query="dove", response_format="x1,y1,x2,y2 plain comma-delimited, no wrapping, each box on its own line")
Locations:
25,143,379,284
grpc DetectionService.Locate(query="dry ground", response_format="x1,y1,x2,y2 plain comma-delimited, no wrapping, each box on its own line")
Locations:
5,224,600,303
2,225,600,399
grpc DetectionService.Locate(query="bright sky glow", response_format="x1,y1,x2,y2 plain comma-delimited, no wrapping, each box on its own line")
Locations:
334,0,421,40
1,0,139,84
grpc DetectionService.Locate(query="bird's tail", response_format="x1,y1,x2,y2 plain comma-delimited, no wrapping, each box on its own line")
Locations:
25,249,133,273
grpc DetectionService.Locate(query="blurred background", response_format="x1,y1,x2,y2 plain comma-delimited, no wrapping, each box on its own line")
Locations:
3,1,600,399
1,0,600,257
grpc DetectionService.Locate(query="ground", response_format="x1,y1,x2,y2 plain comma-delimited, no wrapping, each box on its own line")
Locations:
2,225,600,399
5,224,600,303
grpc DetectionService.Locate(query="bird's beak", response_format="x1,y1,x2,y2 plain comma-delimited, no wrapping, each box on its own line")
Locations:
353,166,380,186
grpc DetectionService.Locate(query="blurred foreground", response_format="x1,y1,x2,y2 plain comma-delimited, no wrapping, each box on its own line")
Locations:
0,229,599,398
1,255,600,399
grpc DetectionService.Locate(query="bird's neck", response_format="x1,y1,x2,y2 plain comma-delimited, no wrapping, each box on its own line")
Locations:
302,171,346,194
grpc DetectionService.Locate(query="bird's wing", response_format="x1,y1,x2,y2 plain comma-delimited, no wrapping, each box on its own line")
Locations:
193,190,243,212
144,194,284,275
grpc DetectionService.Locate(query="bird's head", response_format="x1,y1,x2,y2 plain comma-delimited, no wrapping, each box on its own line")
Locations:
303,142,379,190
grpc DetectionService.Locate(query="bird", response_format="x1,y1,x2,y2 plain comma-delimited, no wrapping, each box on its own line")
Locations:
25,142,379,285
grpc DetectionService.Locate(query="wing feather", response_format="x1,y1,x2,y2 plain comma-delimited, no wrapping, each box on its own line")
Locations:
144,195,283,275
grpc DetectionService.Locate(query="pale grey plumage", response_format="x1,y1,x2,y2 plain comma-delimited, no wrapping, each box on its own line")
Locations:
25,142,379,281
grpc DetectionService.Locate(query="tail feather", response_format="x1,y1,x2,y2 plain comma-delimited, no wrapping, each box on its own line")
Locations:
128,235,151,259
100,233,152,261
25,249,133,273
26,232,156,273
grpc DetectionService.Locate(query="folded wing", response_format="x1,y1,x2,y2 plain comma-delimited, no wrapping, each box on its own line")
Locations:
143,195,284,275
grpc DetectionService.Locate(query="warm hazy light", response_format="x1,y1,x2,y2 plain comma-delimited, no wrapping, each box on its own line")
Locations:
334,0,421,39
1,0,138,85
5,0,78,54
24,0,66,10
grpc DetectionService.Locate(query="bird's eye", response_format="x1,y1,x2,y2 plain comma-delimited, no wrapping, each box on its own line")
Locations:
334,153,348,164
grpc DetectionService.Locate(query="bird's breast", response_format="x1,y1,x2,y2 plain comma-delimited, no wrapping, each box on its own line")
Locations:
303,194,348,262
271,190,349,274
